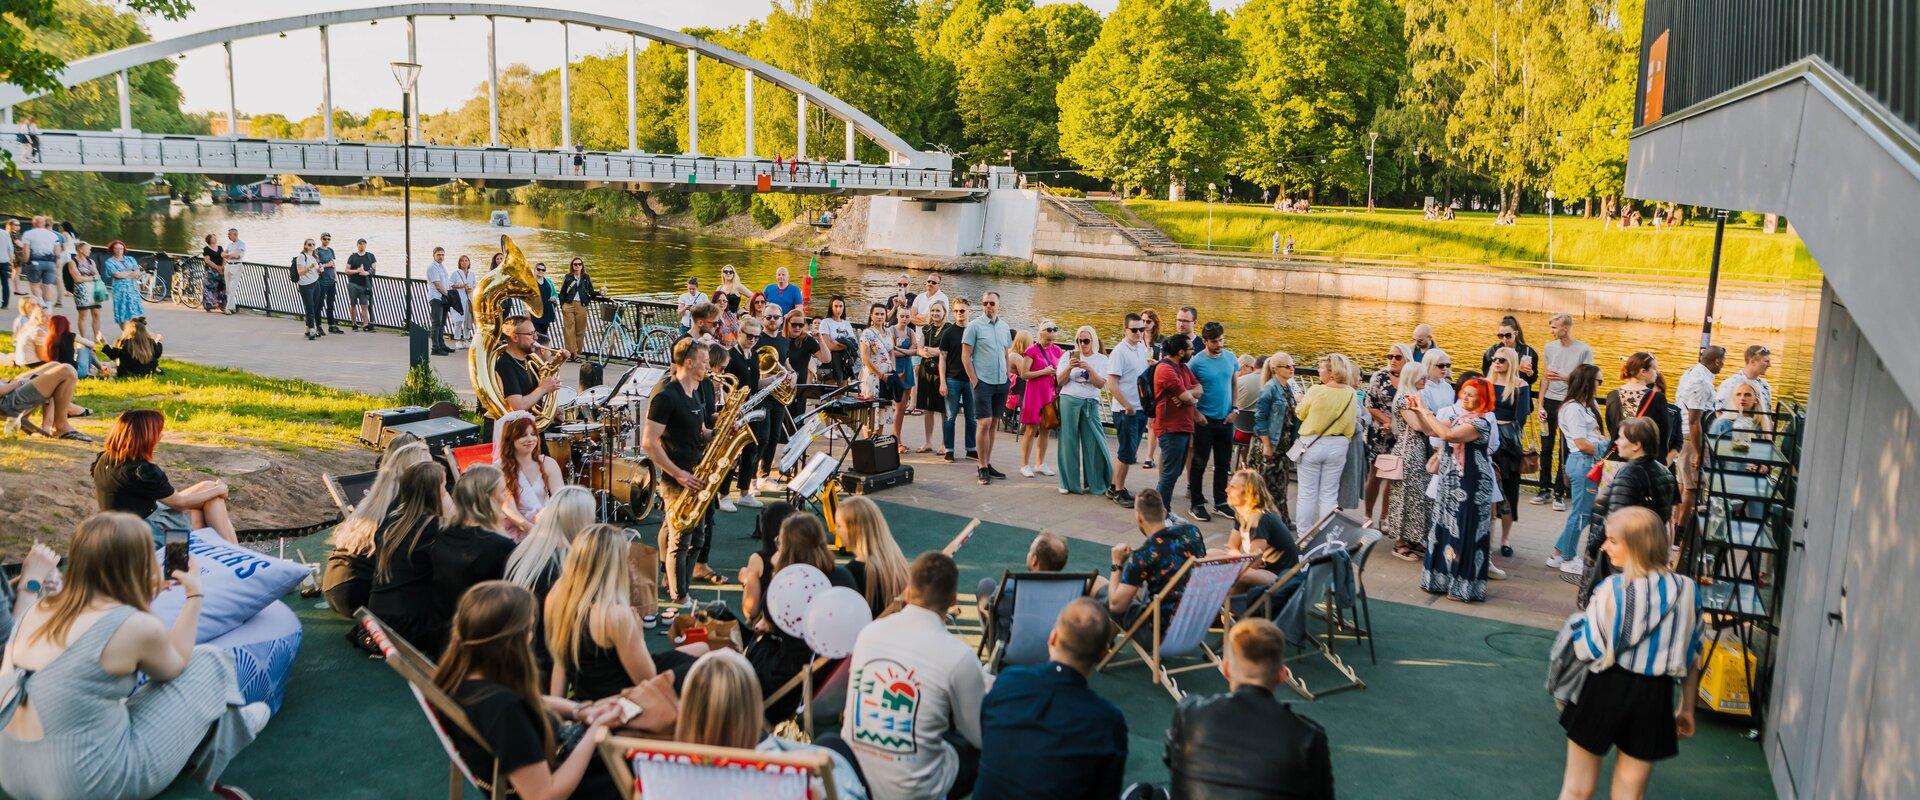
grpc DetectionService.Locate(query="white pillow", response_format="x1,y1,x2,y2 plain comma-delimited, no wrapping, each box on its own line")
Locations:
151,532,311,642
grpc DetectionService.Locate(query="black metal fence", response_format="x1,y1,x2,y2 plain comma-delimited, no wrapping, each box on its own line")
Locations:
1639,0,1920,133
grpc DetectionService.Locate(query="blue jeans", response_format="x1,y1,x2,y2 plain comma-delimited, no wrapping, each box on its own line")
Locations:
943,377,976,452
1557,450,1598,557
1154,432,1191,504
1113,410,1146,465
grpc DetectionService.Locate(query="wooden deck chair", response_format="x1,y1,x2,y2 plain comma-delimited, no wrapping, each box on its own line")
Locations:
764,655,845,739
980,571,1097,673
323,469,379,518
355,609,503,799
1098,554,1252,701
598,735,838,800
1256,532,1379,701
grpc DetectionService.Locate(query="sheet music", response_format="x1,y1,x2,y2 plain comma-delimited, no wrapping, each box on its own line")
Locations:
779,416,824,473
789,453,839,497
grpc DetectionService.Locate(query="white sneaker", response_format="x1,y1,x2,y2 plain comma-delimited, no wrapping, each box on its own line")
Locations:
1560,557,1586,575
1546,555,1564,569
718,497,738,513
756,477,786,493
1552,497,1567,512
736,494,764,509
239,701,273,737
1529,493,1550,506
1038,465,1057,477
1020,465,1036,478
1487,564,1509,580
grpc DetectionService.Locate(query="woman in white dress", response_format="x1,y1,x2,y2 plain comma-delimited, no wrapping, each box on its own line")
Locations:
493,411,563,540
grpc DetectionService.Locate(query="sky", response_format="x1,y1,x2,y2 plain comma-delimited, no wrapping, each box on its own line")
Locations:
140,0,1207,119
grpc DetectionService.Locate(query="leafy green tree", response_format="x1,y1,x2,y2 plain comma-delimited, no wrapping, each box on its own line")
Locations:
1548,0,1639,218
956,3,1100,170
1056,0,1247,195
1227,0,1403,201
1,0,189,95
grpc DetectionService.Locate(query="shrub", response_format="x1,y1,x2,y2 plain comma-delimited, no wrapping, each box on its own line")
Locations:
689,193,729,225
1041,186,1086,198
750,197,782,229
723,191,753,215
396,362,460,409
653,191,691,214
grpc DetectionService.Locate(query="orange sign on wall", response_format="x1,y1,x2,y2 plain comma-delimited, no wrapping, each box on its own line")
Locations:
1644,29,1670,125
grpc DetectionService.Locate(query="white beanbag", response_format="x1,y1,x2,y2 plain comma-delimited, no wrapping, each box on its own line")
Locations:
152,531,311,642
203,600,304,713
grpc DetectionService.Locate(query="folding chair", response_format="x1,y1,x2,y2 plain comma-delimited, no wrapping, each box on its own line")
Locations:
323,469,379,518
1098,554,1252,701
764,655,846,740
448,443,495,474
1325,531,1382,664
598,735,839,800
979,571,1097,673
1280,534,1379,700
355,609,502,799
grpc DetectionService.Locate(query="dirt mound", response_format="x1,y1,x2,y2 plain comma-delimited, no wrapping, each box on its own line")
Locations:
0,436,375,560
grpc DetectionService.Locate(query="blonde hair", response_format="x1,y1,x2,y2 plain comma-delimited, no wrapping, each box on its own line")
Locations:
836,496,908,613
504,486,594,590
1397,358,1428,395
330,442,432,555
1606,506,1671,577
1320,353,1356,386
544,524,633,675
675,650,765,750
1490,346,1526,393
1226,468,1275,533
1009,329,1033,363
1073,324,1100,354
1262,351,1294,383
447,465,505,530
27,513,155,647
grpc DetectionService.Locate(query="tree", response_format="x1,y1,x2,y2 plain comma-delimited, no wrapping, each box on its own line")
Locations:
955,3,1101,170
1056,0,1247,195
1,0,189,95
1548,0,1639,219
1227,0,1403,201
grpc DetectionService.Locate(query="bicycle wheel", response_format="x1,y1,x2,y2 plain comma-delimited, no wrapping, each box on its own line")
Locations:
638,328,674,366
140,272,165,303
177,275,202,309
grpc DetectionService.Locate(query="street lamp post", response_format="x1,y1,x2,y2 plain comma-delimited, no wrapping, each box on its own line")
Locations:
1366,131,1377,212
1545,188,1556,270
391,61,422,366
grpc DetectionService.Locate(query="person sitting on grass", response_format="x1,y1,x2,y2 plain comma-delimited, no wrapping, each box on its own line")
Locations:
0,359,87,441
976,531,1108,647
102,317,163,378
975,598,1128,800
43,314,112,379
431,581,620,800
430,466,520,626
545,525,708,706
1106,489,1206,630
675,649,868,800
1164,618,1333,800
92,409,235,545
323,440,433,617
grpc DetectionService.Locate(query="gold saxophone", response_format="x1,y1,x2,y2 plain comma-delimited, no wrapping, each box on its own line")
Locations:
662,373,758,533
470,235,563,427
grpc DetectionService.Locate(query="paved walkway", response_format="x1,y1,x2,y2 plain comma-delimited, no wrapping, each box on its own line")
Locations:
43,300,1579,629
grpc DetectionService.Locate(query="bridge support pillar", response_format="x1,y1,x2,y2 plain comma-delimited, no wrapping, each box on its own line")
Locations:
743,72,755,159
797,95,807,160
625,35,637,153
319,26,333,140
685,49,699,156
222,41,236,138
560,23,572,151
845,119,854,162
487,17,500,146
115,70,133,132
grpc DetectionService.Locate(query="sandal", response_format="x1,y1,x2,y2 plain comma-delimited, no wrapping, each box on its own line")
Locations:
696,570,732,585
68,405,93,418
915,446,933,453
58,429,97,443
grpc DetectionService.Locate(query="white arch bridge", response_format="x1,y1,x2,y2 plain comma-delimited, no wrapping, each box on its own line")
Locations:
0,3,996,199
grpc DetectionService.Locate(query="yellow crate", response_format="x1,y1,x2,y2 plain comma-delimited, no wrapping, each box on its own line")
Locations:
1698,640,1758,716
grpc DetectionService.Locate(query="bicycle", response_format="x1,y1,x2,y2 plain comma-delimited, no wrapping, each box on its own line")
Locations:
594,301,674,366
136,252,203,309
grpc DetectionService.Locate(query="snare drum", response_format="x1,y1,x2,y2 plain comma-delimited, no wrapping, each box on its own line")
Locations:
543,422,605,466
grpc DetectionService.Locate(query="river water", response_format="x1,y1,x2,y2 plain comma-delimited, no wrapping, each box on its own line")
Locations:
119,194,1815,401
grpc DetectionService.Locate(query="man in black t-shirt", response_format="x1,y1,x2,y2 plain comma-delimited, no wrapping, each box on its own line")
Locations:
491,315,570,423
935,298,975,460
753,310,830,479
643,337,713,607
344,239,376,331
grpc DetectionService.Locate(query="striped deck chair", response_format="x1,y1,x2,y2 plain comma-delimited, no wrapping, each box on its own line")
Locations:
599,736,839,800
1099,554,1252,701
979,571,1098,673
356,609,502,799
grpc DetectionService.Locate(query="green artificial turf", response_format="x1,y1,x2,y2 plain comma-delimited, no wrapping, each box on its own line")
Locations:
129,500,1771,799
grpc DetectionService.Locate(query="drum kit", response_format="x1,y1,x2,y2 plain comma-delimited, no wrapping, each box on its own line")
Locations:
543,368,667,523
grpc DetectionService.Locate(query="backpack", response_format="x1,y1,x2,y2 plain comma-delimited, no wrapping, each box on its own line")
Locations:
1139,360,1163,420
288,256,301,283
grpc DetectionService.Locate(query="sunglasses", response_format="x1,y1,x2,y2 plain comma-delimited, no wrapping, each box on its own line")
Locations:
1387,354,1405,361
1432,362,1453,369
1492,357,1507,364
1076,338,1092,344
1498,332,1515,339
1128,326,1146,332
983,301,998,306
1043,326,1059,333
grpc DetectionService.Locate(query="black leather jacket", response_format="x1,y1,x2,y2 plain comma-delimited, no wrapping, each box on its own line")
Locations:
1165,685,1335,800
1576,456,1678,607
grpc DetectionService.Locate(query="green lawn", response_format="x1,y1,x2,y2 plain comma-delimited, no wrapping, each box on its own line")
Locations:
1111,200,1819,283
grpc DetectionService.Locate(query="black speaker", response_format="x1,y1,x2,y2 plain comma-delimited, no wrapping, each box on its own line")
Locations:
408,323,432,367
380,416,482,451
850,435,900,474
360,406,430,448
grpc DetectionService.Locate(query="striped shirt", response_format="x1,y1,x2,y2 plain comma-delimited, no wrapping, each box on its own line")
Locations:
1573,572,1704,678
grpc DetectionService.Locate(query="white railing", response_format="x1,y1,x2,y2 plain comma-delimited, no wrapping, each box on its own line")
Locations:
4,129,1009,196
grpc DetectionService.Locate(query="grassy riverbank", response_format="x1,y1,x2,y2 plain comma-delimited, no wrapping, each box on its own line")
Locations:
1109,200,1820,283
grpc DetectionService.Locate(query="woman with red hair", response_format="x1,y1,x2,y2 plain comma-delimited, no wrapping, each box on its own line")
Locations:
90,409,239,546
1407,377,1498,602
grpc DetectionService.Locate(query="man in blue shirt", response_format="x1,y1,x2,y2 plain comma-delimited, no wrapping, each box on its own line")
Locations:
961,291,1013,485
763,266,805,317
1185,321,1239,522
976,598,1128,800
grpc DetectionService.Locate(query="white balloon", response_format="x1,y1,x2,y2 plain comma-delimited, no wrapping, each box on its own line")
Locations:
767,564,832,637
803,587,873,659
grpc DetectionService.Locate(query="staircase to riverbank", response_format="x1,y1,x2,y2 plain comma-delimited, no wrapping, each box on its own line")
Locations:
1041,195,1176,252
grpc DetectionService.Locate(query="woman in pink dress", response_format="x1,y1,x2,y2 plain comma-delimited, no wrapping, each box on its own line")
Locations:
1017,320,1064,478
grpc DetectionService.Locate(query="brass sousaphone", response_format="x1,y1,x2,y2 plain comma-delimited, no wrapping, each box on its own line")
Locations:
470,235,564,427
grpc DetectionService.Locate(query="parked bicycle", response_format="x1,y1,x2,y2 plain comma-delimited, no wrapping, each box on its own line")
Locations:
594,302,674,366
138,252,203,310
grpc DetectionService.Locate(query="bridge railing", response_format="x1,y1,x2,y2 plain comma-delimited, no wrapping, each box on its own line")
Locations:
7,129,1005,192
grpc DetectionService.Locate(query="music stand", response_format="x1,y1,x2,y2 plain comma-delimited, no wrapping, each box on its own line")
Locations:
789,453,839,499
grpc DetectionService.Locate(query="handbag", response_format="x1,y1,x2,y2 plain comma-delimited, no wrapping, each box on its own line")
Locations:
1546,581,1683,709
1041,399,1060,430
1372,453,1404,480
1520,448,1541,475
1287,433,1321,464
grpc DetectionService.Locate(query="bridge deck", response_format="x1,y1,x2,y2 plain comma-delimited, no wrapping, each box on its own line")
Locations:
6,129,995,199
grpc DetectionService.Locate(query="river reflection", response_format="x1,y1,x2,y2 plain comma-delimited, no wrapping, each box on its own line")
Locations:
121,194,1815,402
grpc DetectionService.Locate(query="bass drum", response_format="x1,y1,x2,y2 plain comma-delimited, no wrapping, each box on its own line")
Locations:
586,454,659,525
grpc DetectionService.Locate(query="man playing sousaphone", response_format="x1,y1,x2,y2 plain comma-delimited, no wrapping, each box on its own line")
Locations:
642,338,713,622
492,314,572,421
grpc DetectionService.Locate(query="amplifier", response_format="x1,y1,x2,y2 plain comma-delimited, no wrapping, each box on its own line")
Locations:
379,416,483,452
359,406,430,448
849,435,900,474
841,464,913,495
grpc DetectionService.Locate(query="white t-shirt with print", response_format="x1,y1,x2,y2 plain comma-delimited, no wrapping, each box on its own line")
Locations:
1676,362,1718,440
